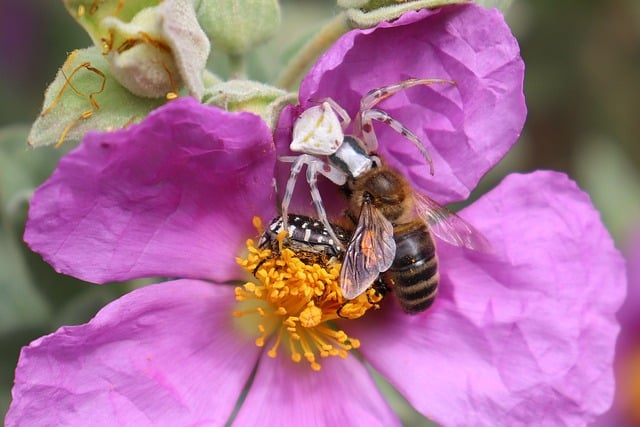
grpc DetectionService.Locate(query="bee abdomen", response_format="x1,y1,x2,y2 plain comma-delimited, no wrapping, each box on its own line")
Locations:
385,222,439,314
388,264,439,313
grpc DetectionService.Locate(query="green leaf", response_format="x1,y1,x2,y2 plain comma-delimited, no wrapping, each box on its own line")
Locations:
0,227,50,335
0,126,59,210
28,47,165,147
0,126,56,333
0,143,50,334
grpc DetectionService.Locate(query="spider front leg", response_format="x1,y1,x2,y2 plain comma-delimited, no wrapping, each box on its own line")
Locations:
359,78,455,112
280,155,348,250
360,109,435,176
354,78,454,165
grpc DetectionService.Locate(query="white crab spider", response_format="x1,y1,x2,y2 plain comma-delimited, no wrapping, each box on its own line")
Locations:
280,78,455,249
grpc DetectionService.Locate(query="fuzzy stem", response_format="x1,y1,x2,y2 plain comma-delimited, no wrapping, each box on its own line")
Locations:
228,53,247,80
274,12,350,90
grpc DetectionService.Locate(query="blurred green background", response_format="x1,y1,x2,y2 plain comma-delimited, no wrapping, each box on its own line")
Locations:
1,0,639,424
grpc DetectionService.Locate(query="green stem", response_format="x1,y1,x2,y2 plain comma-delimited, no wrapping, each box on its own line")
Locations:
274,12,350,91
228,53,247,80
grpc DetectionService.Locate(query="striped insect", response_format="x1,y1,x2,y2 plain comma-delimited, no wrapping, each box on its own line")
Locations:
258,214,350,266
341,163,491,314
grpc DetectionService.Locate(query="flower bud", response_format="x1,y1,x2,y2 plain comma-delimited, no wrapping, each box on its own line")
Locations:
64,0,210,99
202,80,291,128
195,0,281,55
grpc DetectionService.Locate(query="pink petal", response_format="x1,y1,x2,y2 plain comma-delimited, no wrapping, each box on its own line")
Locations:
25,97,277,284
233,353,400,427
7,280,260,427
289,4,525,205
347,171,625,425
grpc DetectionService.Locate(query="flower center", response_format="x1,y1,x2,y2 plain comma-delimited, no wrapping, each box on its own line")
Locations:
234,218,384,371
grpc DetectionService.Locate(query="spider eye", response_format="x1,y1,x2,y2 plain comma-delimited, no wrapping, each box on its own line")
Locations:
370,155,382,168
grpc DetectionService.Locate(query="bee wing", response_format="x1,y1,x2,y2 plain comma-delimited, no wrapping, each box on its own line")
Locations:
413,192,492,252
340,201,396,300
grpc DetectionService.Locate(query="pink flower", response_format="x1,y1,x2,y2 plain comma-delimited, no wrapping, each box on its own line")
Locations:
8,4,625,427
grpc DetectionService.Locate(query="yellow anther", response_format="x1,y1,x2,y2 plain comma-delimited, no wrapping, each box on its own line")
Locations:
252,216,263,232
234,216,385,371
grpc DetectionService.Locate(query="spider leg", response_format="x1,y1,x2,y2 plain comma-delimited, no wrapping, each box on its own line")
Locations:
306,161,347,251
360,109,434,176
279,155,347,247
359,78,455,112
354,78,454,153
280,155,306,234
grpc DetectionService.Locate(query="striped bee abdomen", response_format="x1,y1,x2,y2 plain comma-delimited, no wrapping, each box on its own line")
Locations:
382,221,439,314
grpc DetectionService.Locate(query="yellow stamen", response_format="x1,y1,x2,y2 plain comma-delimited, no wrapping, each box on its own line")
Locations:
234,217,385,371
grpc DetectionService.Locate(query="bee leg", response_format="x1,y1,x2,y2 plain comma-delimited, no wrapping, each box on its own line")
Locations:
336,302,349,319
252,252,277,277
252,257,267,277
359,109,435,176
338,278,390,318
368,276,391,304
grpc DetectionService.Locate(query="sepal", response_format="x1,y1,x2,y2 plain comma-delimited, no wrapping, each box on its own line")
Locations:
28,48,164,147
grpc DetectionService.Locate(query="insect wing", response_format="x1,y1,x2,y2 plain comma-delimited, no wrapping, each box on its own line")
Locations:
340,202,396,299
413,192,492,252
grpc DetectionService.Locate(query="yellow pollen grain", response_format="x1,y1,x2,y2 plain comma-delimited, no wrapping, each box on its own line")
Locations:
234,217,385,371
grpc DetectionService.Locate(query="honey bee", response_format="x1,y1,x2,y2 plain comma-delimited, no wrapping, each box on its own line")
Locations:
341,162,490,314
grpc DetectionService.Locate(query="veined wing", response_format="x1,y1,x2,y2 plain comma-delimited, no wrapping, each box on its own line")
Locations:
413,191,492,252
340,200,396,300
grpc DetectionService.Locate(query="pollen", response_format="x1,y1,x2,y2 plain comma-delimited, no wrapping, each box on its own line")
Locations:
234,219,384,371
